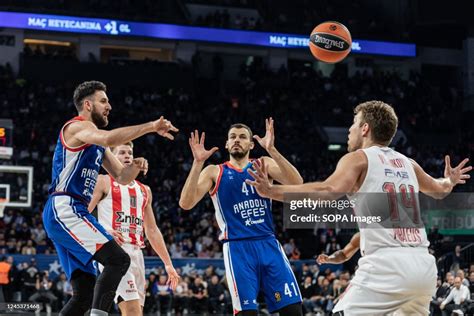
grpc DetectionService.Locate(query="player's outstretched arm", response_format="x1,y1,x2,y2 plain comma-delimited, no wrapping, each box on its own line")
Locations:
317,233,360,264
247,151,367,202
143,186,180,290
179,130,219,210
67,116,178,148
101,148,148,185
411,156,471,199
254,118,303,185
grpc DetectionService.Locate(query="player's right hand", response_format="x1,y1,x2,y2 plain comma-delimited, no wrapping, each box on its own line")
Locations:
165,264,180,291
316,254,329,264
189,130,219,162
108,230,124,246
444,156,471,186
153,116,179,140
132,157,148,175
246,159,272,198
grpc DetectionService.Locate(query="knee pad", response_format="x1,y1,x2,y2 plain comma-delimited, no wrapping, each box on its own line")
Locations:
94,240,131,275
277,302,303,316
117,251,131,275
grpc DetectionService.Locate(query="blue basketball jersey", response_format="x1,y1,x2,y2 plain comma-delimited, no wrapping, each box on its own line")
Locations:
48,116,105,204
210,161,274,241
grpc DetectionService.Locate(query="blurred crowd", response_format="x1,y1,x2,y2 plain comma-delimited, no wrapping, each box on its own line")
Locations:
1,0,404,40
1,253,473,315
0,49,473,315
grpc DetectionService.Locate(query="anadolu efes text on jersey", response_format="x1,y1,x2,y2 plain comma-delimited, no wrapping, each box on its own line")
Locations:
210,161,274,241
48,116,105,203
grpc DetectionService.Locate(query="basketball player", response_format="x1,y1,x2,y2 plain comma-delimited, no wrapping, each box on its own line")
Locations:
88,142,180,316
43,81,178,316
179,119,304,315
316,233,360,265
246,101,471,315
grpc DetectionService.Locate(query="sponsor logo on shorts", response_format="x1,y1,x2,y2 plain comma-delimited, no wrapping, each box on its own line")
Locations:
125,289,138,293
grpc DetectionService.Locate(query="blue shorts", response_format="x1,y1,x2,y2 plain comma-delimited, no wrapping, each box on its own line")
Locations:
43,194,112,279
223,236,302,313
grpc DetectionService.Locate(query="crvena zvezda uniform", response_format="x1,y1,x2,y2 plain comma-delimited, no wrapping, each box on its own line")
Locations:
211,161,301,314
333,146,437,315
97,175,148,305
43,116,112,279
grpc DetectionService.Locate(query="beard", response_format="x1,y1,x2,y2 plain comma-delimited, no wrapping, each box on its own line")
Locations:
91,105,108,128
229,148,249,159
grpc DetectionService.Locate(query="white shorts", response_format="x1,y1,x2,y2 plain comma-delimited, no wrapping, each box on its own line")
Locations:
333,247,437,316
99,243,146,306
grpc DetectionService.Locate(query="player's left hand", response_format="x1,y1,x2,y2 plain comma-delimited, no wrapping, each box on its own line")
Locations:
253,118,275,152
444,156,471,186
165,264,180,291
246,159,272,198
133,157,148,175
153,116,179,140
316,254,329,264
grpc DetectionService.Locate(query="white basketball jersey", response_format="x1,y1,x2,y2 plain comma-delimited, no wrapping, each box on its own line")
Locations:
97,175,148,247
350,146,429,256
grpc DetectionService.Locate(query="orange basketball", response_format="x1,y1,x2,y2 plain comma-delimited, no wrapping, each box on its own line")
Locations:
309,21,352,63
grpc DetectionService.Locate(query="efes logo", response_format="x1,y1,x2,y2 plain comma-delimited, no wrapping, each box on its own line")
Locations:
275,292,281,302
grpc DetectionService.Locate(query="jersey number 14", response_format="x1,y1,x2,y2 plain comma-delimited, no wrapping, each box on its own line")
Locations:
382,182,420,224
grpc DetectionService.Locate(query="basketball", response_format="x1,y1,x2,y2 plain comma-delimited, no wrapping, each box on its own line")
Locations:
309,21,352,63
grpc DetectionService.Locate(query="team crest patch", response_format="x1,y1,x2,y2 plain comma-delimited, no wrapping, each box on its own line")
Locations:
275,292,281,302
113,181,120,192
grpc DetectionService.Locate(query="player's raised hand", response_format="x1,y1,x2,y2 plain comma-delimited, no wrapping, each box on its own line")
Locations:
246,159,272,198
316,254,329,265
153,116,179,140
189,130,219,163
133,157,148,175
107,230,124,246
444,156,472,186
165,264,180,291
253,118,275,152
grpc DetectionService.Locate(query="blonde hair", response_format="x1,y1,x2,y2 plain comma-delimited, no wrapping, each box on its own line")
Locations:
111,141,133,153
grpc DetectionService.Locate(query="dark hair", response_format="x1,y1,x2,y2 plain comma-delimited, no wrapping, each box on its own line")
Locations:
228,123,253,139
354,100,398,146
73,81,107,112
